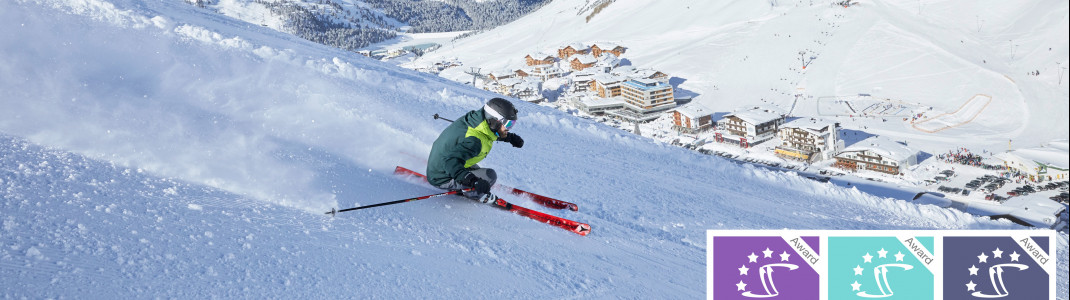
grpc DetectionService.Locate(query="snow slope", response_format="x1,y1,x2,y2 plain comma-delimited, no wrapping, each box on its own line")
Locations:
1,0,1066,298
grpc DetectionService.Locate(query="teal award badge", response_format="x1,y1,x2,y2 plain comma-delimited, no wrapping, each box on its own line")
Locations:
828,236,935,299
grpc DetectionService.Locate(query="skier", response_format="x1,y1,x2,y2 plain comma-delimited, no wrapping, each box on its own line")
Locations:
426,98,524,203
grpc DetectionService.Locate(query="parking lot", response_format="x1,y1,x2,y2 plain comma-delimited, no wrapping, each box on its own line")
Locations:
929,167,1068,205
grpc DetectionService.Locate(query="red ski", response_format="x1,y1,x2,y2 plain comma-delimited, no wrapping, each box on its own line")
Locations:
393,166,591,236
394,166,578,211
493,199,591,236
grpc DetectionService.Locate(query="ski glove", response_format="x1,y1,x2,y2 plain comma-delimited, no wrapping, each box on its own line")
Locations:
502,133,524,148
461,172,492,194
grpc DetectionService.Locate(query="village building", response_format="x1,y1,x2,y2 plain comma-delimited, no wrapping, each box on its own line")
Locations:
512,79,544,103
557,43,589,59
594,54,621,73
487,69,517,82
524,53,556,66
492,77,523,96
570,71,597,92
717,107,786,144
672,103,713,133
614,67,669,84
385,48,407,58
607,78,676,123
570,54,598,71
407,61,439,74
774,119,842,163
426,58,461,73
493,78,543,103
994,141,1069,181
834,136,917,175
513,69,529,78
590,74,625,98
591,42,627,57
528,64,565,81
575,96,626,116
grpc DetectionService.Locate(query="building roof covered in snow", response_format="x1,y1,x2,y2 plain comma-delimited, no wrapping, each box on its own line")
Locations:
725,106,784,125
497,77,524,87
597,54,620,67
571,70,597,81
591,73,625,84
995,140,1069,172
525,52,555,60
591,42,623,49
611,65,637,76
783,118,837,133
675,103,712,119
514,78,540,91
488,68,516,78
562,42,587,51
571,54,598,64
580,95,626,108
631,68,665,79
842,135,916,162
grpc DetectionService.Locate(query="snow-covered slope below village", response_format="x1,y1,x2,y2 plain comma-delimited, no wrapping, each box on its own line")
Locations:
1,0,1067,298
420,0,1069,154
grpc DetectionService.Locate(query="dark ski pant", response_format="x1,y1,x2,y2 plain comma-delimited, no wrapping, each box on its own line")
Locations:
435,167,497,200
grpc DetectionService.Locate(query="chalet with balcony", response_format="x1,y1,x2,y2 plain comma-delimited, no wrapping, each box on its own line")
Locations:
672,103,713,133
487,69,517,82
570,54,598,71
834,136,917,175
524,53,556,66
717,107,786,144
591,43,627,57
529,64,564,80
557,43,589,59
494,78,543,103
570,71,597,92
775,119,842,163
590,74,625,98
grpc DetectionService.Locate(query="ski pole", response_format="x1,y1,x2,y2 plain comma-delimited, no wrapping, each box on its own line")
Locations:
326,188,473,217
433,113,454,122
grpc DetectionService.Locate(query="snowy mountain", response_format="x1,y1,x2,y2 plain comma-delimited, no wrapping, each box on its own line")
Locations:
0,0,1066,298
420,0,1069,155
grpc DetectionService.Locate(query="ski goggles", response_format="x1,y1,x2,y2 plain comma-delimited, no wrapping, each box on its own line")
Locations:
502,119,516,130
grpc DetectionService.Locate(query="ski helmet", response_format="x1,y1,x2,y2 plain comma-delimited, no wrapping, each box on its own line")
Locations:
484,98,518,131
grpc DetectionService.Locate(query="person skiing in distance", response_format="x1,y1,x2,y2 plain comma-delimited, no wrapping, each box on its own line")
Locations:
426,98,524,203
